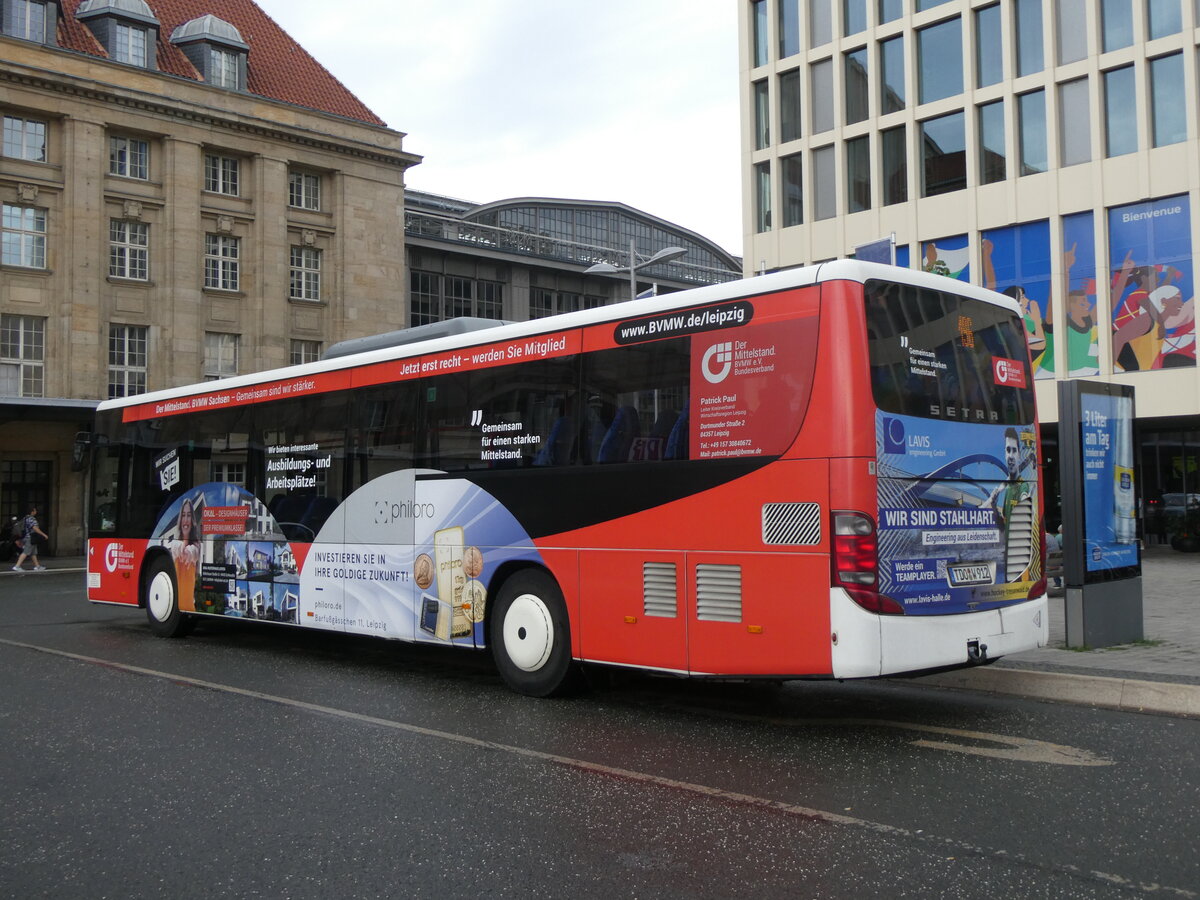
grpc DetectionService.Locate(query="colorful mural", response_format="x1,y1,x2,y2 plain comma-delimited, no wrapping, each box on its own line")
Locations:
1108,196,1195,371
981,221,1053,379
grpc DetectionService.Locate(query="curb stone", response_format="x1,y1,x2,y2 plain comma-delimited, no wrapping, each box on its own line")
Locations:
917,667,1200,718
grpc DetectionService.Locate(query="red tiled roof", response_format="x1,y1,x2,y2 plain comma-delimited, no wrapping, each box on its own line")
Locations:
56,0,385,126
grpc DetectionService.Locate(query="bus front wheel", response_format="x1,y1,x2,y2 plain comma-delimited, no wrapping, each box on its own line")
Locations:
489,570,579,697
144,556,191,638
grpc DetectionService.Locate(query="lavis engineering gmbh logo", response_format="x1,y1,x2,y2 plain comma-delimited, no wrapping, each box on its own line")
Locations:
882,417,906,455
702,342,733,384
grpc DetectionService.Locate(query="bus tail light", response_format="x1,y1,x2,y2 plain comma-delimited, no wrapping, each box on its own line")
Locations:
831,511,903,615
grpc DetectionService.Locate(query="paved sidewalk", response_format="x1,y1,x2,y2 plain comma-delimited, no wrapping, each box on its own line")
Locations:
920,544,1200,716
9,548,1200,716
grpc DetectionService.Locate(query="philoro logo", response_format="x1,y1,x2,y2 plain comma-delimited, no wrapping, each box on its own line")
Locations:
993,357,1027,388
702,342,733,384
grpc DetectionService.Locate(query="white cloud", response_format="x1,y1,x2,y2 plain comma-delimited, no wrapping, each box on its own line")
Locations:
253,0,743,256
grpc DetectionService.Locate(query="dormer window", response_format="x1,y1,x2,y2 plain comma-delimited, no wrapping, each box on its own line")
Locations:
3,0,59,45
170,15,248,91
112,20,147,65
76,0,160,69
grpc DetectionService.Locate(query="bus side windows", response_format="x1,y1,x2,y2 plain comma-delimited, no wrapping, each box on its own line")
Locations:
468,357,582,469
582,338,690,464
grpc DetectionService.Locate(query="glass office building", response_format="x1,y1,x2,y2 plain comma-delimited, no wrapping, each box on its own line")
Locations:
740,0,1200,539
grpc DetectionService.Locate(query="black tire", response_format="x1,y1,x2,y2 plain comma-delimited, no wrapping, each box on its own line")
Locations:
489,569,579,697
143,556,192,638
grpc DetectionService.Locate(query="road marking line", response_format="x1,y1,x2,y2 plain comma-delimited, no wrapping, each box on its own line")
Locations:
649,702,1114,766
1,636,1191,898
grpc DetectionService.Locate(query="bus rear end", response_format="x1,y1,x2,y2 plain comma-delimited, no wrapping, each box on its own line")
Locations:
828,274,1048,677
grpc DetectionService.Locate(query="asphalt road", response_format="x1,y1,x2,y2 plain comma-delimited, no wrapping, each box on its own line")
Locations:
2,572,1198,899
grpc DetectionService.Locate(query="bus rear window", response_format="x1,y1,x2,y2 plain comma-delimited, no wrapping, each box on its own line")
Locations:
865,280,1036,425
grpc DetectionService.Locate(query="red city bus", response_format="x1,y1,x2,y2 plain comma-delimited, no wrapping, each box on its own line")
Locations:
83,261,1048,695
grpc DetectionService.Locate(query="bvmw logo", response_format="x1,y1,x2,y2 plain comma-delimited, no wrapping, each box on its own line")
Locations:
702,342,733,384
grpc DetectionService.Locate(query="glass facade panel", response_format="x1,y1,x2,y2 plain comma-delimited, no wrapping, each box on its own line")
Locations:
878,0,903,21
1103,67,1136,158
846,136,871,212
880,35,905,114
1018,90,1047,175
1015,0,1044,77
1148,0,1182,39
755,161,772,232
917,18,962,104
782,152,803,227
1151,54,1187,147
1101,0,1133,51
916,0,951,9
1060,77,1092,166
813,146,836,220
779,0,800,58
780,69,802,143
754,80,770,149
752,0,768,66
881,125,907,206
978,100,1006,184
921,111,965,196
811,59,834,133
1056,0,1088,65
845,48,869,125
975,5,1002,87
844,0,866,35
810,0,832,47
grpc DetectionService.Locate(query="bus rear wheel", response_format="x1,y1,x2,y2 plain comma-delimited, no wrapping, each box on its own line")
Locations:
144,556,192,638
489,570,579,697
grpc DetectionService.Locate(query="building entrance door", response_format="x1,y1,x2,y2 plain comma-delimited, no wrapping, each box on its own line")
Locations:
2,460,53,555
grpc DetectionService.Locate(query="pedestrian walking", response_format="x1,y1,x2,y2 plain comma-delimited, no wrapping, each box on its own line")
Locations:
11,505,48,572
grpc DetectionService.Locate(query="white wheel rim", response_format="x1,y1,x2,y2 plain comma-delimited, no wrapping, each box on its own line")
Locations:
502,593,554,672
147,570,175,622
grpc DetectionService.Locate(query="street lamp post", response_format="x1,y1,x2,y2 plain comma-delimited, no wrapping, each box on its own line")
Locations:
584,240,689,300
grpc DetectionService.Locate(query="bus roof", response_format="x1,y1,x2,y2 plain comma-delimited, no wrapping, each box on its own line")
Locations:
97,259,1021,413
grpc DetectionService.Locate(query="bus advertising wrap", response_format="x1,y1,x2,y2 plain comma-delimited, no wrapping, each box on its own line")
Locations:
876,412,1040,614
144,473,544,643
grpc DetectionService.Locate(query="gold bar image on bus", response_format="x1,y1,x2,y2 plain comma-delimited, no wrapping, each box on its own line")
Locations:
434,526,472,639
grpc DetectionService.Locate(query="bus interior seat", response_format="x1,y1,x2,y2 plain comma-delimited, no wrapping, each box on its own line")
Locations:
583,406,606,463
650,410,679,440
534,415,577,466
597,405,640,463
665,403,689,460
298,495,338,536
270,492,312,527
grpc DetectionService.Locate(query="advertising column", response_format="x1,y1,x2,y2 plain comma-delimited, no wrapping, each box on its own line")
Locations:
1058,381,1143,648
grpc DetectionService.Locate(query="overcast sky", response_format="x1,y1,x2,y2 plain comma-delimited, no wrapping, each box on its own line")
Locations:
253,0,745,257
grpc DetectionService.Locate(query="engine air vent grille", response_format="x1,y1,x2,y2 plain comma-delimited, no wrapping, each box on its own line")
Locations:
696,564,742,622
762,502,821,545
643,562,678,618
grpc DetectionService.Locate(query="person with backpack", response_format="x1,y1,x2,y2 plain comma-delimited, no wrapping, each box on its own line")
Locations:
11,505,48,572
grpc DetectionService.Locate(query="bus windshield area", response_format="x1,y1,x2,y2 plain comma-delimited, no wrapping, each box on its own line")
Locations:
864,280,1036,427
